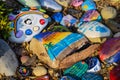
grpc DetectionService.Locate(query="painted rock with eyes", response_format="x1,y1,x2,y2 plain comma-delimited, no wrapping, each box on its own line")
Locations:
77,21,112,43
9,8,49,43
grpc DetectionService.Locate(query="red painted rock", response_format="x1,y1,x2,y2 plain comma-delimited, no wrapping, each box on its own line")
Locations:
99,37,120,61
110,65,120,80
35,75,49,80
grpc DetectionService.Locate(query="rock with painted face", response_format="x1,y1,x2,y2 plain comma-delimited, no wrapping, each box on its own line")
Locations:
99,37,120,64
17,0,41,8
9,8,49,43
77,21,112,43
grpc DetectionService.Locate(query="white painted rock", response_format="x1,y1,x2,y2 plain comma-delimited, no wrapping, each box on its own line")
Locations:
33,66,47,76
78,21,111,38
0,39,18,76
114,32,120,37
101,7,117,20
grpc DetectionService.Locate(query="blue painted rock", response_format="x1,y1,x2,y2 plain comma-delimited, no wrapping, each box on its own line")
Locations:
63,61,88,79
99,37,120,64
85,57,101,72
17,0,41,8
77,21,112,43
81,73,103,80
8,8,49,43
82,0,96,11
60,76,76,80
39,0,62,12
80,10,101,22
110,65,120,80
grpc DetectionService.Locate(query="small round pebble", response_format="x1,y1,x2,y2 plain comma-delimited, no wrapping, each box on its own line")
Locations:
20,56,30,64
33,66,47,76
114,32,120,37
101,7,117,20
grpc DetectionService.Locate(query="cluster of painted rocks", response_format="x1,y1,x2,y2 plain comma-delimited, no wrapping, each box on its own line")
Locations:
0,0,120,80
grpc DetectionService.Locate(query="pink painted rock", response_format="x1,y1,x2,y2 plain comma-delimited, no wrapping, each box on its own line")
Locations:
71,0,83,7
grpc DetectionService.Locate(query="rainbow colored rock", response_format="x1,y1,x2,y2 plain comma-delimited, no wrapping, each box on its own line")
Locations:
110,65,120,80
99,37,120,63
81,73,103,80
63,61,88,79
80,10,101,22
82,0,96,11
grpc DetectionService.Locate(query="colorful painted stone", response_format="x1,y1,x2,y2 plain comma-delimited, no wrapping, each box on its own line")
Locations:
85,57,101,72
55,0,72,7
34,32,88,61
82,0,96,11
17,0,41,8
80,10,101,22
110,65,120,80
81,73,103,80
60,15,78,27
52,12,63,23
33,66,47,76
101,7,117,20
63,61,88,79
77,21,111,43
35,75,49,80
99,37,120,63
60,76,76,80
17,65,32,77
9,8,49,43
39,0,62,12
71,0,83,7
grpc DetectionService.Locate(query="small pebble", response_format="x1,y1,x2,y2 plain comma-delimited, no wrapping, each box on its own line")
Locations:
20,56,30,64
33,66,47,76
114,32,120,37
101,7,117,20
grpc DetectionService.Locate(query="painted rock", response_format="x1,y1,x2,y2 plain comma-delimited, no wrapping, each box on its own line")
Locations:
60,76,76,80
80,10,101,22
71,0,83,7
9,8,49,43
39,0,62,12
17,65,32,77
105,19,120,33
99,37,120,63
33,66,47,76
0,39,18,76
52,12,63,23
85,57,101,72
17,0,41,8
55,0,72,7
60,15,78,27
63,61,88,79
20,56,30,64
35,75,49,80
101,7,117,20
82,0,96,11
77,21,111,43
81,73,103,80
110,65,120,80
114,32,120,37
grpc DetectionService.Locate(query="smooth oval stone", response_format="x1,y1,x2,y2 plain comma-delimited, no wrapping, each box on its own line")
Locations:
81,73,103,80
110,65,120,80
101,7,117,20
20,56,30,64
114,32,120,37
99,37,120,61
33,66,47,76
82,0,96,11
77,21,111,38
71,0,83,7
